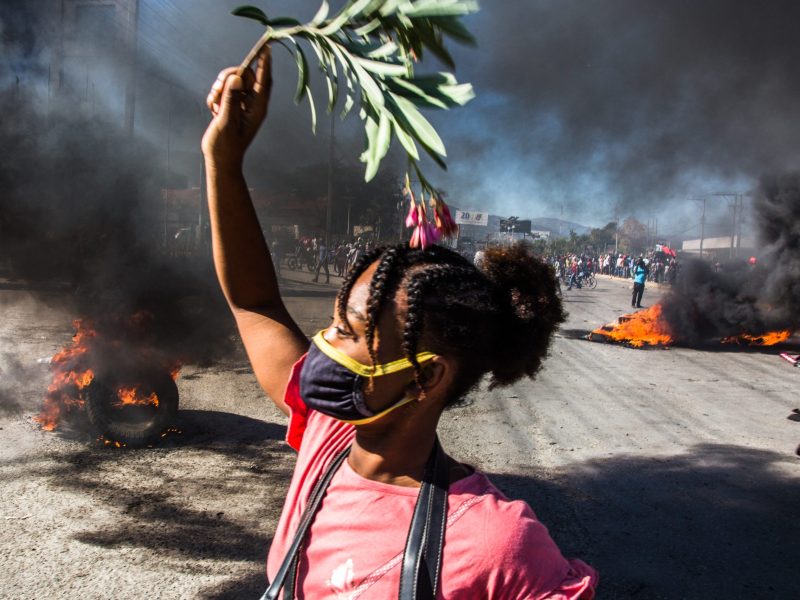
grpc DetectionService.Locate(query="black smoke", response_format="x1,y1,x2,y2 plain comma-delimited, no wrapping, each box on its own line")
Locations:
438,0,800,221
660,173,800,343
0,86,236,373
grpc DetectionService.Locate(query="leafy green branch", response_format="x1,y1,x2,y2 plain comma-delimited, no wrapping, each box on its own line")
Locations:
232,0,478,193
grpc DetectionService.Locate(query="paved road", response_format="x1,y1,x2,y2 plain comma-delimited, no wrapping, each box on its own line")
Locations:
442,277,800,599
1,272,798,599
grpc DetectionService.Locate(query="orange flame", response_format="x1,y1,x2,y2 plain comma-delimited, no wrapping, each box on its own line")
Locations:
591,304,795,348
114,385,159,408
721,330,792,346
35,317,182,433
590,304,674,348
34,320,98,431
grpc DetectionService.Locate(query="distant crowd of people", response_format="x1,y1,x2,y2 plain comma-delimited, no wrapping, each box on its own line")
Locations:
269,236,377,283
548,252,681,286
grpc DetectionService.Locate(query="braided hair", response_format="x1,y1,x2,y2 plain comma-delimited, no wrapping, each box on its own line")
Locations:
339,243,565,403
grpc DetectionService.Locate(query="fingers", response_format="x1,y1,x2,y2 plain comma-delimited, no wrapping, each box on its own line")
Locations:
253,44,272,95
206,67,257,116
217,73,244,125
207,67,237,114
251,45,273,118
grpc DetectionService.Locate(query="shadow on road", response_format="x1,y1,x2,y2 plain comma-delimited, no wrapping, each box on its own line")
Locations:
491,443,800,599
5,410,294,596
200,571,267,600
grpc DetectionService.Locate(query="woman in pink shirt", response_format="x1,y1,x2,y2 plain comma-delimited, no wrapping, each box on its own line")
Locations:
202,47,598,599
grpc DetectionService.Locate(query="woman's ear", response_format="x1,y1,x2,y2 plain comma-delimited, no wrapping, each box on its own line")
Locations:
416,356,457,401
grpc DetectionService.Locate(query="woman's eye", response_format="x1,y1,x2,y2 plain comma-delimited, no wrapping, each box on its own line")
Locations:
334,326,354,339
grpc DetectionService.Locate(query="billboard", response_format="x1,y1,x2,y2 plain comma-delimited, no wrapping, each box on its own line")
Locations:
455,210,489,226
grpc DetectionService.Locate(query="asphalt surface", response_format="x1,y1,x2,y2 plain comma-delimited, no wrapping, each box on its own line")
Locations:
1,270,798,599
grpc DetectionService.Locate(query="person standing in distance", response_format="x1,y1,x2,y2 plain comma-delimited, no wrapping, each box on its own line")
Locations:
631,257,649,308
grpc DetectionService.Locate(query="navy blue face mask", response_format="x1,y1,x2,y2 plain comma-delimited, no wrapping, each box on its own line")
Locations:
299,331,435,425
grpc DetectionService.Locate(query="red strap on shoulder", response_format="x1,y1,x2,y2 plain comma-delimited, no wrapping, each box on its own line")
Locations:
283,353,309,452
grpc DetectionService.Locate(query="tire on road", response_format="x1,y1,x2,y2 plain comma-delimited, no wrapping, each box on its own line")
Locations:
84,371,179,447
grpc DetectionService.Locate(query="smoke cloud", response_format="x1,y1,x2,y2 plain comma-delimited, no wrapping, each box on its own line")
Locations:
0,86,236,366
660,173,800,343
437,0,800,224
8,1,800,230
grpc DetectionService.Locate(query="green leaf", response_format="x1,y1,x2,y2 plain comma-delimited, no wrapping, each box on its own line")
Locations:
267,17,302,27
366,40,399,59
375,110,392,162
390,115,420,160
438,82,475,105
416,26,455,69
342,94,355,118
430,16,477,45
353,18,383,37
363,0,387,15
294,44,310,103
321,0,371,34
404,0,480,18
360,109,391,181
307,85,318,134
379,0,403,17
354,57,408,77
310,0,330,26
389,93,446,157
232,5,269,26
385,78,449,109
343,0,373,20
361,112,380,181
349,56,386,109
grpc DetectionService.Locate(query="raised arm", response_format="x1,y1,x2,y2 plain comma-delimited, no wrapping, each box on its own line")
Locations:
201,47,308,416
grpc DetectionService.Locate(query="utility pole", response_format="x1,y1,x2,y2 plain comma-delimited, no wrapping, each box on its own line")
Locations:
123,0,139,136
729,195,744,259
325,112,335,248
699,197,706,259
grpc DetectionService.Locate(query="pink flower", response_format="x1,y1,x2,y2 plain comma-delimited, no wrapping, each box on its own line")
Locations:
430,196,458,238
405,196,418,228
409,202,441,249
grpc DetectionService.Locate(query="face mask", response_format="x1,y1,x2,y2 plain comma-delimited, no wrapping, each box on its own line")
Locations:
299,330,436,425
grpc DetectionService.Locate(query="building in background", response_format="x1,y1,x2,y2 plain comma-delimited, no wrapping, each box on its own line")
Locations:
681,235,756,259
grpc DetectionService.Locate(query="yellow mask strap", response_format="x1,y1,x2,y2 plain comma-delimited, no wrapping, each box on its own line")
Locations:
312,331,436,377
339,394,417,425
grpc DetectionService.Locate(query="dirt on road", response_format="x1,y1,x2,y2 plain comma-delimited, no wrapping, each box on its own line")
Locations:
1,272,798,599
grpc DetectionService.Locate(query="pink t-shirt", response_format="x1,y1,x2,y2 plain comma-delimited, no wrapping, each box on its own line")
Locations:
267,355,598,599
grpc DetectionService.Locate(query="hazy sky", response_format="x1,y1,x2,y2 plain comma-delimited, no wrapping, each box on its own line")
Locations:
6,0,800,235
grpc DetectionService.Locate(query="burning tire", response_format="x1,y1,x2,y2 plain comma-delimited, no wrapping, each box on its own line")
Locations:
84,370,179,447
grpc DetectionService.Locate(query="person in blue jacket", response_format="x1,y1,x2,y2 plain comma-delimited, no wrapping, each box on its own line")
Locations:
632,257,649,308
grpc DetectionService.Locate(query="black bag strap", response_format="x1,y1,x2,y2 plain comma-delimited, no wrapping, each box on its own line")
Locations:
261,440,449,600
399,440,449,600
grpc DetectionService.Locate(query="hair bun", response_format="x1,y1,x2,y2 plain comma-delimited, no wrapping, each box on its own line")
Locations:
479,243,566,387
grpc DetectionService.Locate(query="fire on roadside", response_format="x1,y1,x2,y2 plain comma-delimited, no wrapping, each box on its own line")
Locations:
34,316,181,434
589,304,674,348
114,386,159,409
35,319,97,431
589,304,794,348
720,331,792,346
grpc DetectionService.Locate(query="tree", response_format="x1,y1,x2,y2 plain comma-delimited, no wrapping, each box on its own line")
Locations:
588,221,617,251
619,218,648,253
